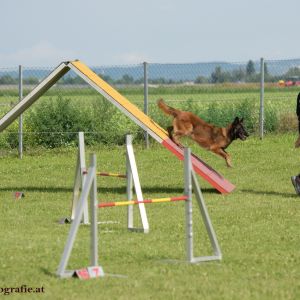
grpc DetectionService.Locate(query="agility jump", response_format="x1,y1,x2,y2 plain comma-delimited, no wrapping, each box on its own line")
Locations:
57,148,222,279
72,132,150,231
0,60,235,194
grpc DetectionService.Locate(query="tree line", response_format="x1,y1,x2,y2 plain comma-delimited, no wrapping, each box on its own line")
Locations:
0,60,300,85
196,60,300,84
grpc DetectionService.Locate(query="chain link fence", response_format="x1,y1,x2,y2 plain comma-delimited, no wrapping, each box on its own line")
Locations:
0,58,299,154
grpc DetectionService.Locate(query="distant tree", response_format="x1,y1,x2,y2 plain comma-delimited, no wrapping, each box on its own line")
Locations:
194,75,208,84
211,66,222,83
101,74,114,84
120,74,134,84
149,78,166,84
167,79,176,84
263,62,274,82
210,66,231,83
72,76,87,84
24,77,39,85
134,78,144,84
59,76,72,84
264,62,269,75
60,75,86,85
284,67,300,77
246,60,255,76
231,67,246,82
0,75,17,85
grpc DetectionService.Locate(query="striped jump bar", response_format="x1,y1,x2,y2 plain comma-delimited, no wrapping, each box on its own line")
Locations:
98,195,188,208
96,172,126,178
82,170,126,178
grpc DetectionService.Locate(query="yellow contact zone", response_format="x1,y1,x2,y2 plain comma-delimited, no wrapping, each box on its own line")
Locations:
70,60,168,140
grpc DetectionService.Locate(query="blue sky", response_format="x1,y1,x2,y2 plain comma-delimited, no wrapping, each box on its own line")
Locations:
1,0,299,67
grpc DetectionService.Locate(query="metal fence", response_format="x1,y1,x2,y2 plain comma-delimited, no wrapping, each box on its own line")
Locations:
0,58,300,156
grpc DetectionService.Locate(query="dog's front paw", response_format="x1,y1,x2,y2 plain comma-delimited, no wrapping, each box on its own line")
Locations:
171,140,184,149
226,159,233,168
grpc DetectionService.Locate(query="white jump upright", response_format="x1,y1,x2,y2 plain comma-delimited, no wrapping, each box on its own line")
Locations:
125,135,149,233
184,148,222,263
72,132,89,224
71,132,149,232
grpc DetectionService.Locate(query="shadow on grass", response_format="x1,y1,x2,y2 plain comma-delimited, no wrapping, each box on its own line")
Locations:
0,186,218,195
40,267,57,278
241,189,299,198
0,186,73,193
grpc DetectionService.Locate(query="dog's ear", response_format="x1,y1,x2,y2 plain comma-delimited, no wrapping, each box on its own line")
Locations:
233,117,239,125
240,117,244,123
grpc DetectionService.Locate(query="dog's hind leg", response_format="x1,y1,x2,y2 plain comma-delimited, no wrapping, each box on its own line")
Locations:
166,126,184,148
167,126,174,138
211,147,232,167
172,120,194,149
172,131,186,148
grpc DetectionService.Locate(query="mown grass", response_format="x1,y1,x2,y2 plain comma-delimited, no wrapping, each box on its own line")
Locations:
0,133,299,299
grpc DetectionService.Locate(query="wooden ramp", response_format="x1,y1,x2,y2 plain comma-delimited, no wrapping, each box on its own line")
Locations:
0,60,235,194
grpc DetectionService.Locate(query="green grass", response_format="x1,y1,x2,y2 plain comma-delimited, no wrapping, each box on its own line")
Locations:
0,133,300,299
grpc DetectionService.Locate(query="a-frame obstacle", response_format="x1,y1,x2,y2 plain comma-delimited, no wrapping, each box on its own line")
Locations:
0,60,235,194
71,132,149,231
57,149,222,279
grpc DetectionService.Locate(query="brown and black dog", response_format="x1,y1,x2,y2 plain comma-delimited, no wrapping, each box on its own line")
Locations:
157,99,248,167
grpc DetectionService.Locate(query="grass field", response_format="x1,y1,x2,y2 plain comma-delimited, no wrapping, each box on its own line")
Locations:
0,83,299,112
0,133,299,299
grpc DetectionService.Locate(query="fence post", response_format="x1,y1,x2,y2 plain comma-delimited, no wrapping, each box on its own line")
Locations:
259,57,264,139
18,65,23,159
143,62,149,149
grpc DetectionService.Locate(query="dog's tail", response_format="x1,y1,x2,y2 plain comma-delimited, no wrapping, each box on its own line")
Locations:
157,99,178,117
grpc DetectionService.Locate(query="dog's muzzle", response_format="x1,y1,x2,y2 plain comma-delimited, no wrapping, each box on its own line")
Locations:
240,132,249,140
